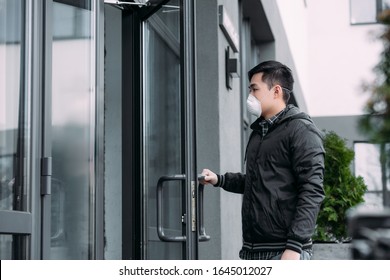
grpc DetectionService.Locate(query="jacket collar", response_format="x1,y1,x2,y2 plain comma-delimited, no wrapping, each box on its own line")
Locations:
250,104,300,131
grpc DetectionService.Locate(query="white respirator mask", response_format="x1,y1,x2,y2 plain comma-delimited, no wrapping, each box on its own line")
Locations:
246,94,262,117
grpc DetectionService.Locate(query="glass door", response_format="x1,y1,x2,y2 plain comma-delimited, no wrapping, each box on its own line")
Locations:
143,0,183,260
142,0,207,260
48,0,100,259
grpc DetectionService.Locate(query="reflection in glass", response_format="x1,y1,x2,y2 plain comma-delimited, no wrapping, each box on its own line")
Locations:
144,0,182,260
355,143,390,209
0,0,28,212
0,235,13,259
50,1,95,259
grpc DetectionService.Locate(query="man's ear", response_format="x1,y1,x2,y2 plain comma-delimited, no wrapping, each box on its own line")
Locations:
273,85,282,99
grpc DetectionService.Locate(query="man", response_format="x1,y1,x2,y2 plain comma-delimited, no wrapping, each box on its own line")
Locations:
200,60,325,260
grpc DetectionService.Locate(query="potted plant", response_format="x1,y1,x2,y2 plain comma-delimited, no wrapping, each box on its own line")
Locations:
312,131,368,259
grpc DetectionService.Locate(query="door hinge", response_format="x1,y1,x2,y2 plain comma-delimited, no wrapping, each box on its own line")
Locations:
41,157,52,196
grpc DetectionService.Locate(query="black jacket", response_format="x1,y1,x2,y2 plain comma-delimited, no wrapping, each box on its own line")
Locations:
216,105,325,253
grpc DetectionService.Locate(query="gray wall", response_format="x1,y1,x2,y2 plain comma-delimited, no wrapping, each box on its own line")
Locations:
312,115,368,176
217,0,244,260
312,115,368,148
196,0,243,260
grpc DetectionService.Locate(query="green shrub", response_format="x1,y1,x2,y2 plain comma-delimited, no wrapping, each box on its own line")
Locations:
313,131,368,242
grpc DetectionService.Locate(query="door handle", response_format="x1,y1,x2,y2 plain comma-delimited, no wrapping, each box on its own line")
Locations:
198,183,211,241
198,175,210,242
156,174,211,242
157,174,186,242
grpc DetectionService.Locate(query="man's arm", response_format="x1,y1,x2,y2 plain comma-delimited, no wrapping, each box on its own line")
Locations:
200,169,246,194
287,122,325,254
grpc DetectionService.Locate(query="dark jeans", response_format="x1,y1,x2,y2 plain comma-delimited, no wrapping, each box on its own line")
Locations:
239,249,313,260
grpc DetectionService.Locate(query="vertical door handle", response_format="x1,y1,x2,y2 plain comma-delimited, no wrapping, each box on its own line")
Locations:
157,174,186,242
198,175,210,242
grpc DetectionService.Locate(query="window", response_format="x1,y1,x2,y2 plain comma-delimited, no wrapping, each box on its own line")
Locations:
354,143,390,209
350,0,390,25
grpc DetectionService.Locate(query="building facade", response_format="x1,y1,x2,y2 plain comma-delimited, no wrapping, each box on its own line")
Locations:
1,0,388,260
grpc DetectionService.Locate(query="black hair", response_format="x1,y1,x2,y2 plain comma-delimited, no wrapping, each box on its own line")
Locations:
248,60,294,103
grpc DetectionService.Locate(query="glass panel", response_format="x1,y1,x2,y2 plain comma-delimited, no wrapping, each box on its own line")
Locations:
144,0,183,260
0,0,29,212
0,235,13,259
362,192,384,210
0,234,28,259
383,0,390,10
50,1,95,259
355,143,382,192
354,143,390,208
350,0,377,24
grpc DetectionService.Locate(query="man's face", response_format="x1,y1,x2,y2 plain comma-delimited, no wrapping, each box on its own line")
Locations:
248,72,275,117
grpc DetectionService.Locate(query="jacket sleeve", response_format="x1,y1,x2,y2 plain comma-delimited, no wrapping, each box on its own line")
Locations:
286,121,325,254
214,172,246,194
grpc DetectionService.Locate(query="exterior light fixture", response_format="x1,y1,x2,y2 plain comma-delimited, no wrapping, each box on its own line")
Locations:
225,46,240,90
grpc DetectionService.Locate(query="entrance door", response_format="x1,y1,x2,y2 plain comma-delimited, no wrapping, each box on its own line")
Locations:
143,0,184,259
141,0,209,260
47,0,102,259
106,0,209,260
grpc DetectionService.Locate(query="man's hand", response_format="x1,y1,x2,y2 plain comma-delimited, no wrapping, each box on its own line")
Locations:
280,249,301,260
199,169,218,185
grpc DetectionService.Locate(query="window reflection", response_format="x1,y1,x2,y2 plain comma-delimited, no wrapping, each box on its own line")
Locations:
354,143,390,209
0,0,30,259
0,0,27,212
0,235,13,259
50,1,95,259
144,0,182,260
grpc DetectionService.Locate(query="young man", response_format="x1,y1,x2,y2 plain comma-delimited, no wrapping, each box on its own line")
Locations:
200,61,325,260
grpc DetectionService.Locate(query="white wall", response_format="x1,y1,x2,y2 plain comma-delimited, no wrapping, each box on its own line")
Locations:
275,0,384,117
261,0,308,111
275,0,310,108
307,0,383,117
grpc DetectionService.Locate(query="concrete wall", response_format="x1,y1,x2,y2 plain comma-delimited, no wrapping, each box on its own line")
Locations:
217,0,244,260
196,0,243,260
312,115,368,148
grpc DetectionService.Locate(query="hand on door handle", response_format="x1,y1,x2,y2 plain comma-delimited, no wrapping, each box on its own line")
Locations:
199,169,218,186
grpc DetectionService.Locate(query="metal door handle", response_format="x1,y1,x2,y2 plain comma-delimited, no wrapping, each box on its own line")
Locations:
157,174,186,242
198,175,210,242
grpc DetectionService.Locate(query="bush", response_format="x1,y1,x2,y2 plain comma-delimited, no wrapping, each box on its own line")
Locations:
313,131,368,242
